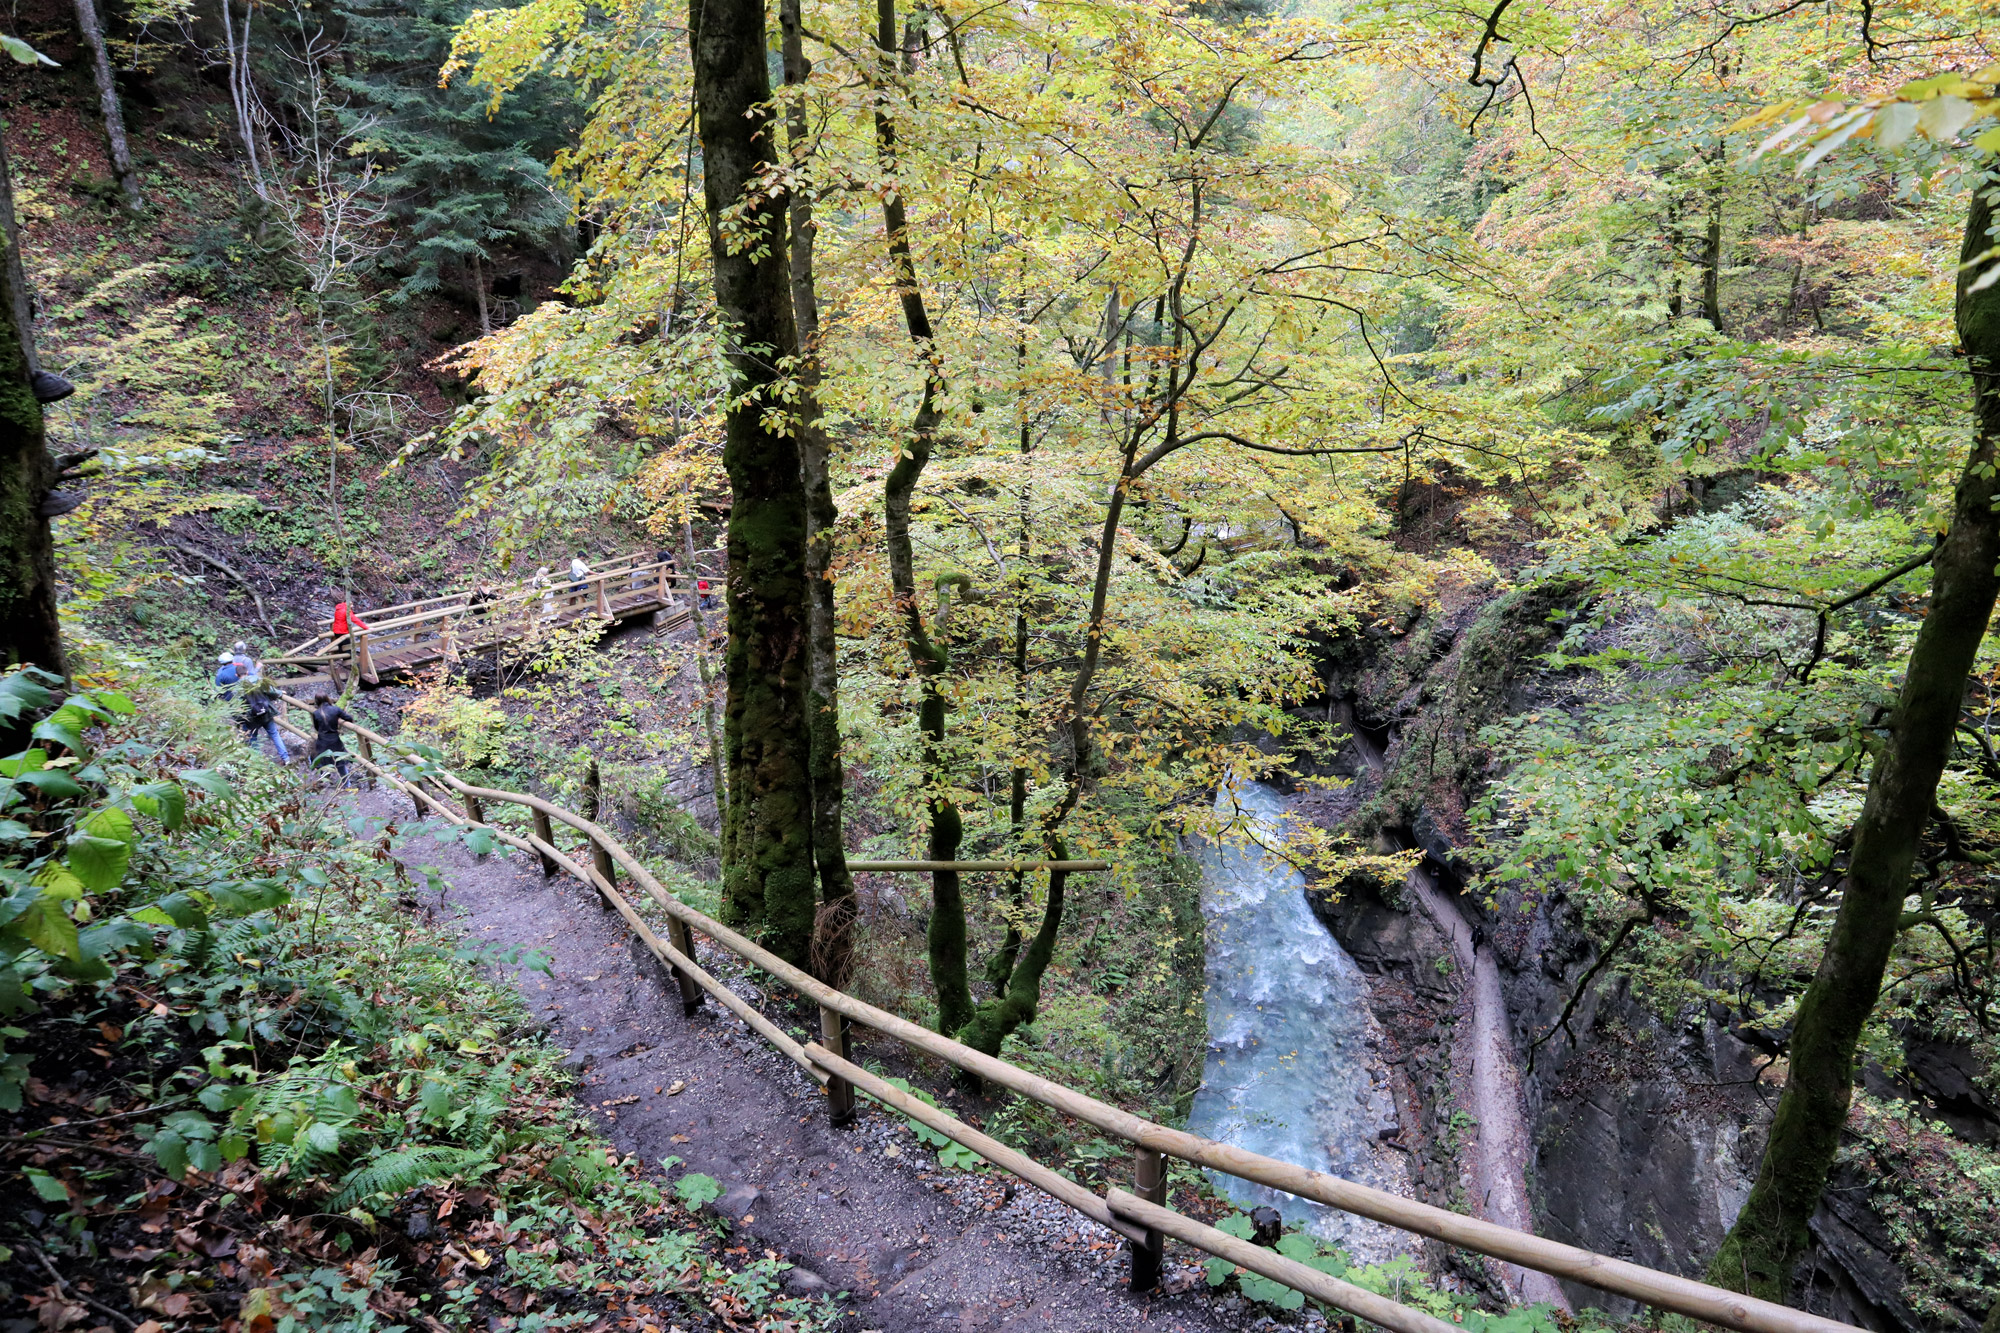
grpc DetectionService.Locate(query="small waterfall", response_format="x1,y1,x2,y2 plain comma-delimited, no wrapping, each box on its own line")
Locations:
1187,782,1410,1259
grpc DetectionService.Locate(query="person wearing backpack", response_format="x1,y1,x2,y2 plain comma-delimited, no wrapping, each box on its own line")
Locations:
239,670,290,763
308,693,353,783
213,651,240,701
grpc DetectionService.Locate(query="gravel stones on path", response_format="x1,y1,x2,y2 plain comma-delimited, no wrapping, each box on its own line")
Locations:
351,792,1306,1333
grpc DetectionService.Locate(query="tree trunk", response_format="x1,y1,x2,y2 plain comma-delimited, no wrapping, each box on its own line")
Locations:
472,251,492,335
871,0,970,1036
1707,179,2000,1301
218,0,267,200
690,0,816,968
960,849,1067,1056
1701,180,1725,333
683,488,726,823
0,137,66,684
74,0,142,211
782,0,855,982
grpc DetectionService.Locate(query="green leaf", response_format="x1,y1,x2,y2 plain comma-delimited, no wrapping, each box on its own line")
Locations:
13,769,83,800
0,672,56,721
30,720,86,756
1239,1271,1304,1310
0,749,48,778
1215,1212,1255,1240
304,1121,342,1153
674,1171,724,1210
1274,1233,1317,1262
24,1167,69,1201
0,35,56,67
176,768,233,801
149,892,208,929
419,1079,452,1121
8,896,80,961
66,834,132,893
129,782,186,830
92,691,135,716
1204,1256,1233,1287
146,1129,189,1178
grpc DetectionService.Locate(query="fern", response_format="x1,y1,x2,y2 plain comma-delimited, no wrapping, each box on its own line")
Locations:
329,1145,488,1209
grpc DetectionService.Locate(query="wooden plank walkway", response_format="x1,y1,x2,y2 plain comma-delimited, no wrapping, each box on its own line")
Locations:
267,553,698,689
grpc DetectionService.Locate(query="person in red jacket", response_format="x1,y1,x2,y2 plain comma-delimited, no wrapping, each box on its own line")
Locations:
332,601,368,638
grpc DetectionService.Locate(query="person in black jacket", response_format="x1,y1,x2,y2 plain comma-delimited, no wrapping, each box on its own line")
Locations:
308,693,353,783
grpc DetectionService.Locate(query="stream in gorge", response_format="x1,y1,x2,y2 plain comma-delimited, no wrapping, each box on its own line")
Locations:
1186,782,1412,1262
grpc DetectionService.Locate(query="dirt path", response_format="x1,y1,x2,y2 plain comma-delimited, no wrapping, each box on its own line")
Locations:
349,790,1242,1333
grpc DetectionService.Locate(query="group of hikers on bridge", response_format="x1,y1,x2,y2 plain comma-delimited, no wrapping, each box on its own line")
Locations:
206,553,722,783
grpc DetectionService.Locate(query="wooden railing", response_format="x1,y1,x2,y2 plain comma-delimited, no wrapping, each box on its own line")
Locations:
267,553,692,683
272,697,1862,1333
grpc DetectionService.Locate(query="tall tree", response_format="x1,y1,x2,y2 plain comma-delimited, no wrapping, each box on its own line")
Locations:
689,0,818,967
1708,158,2000,1299
333,0,573,327
72,0,142,211
780,0,856,980
0,138,66,681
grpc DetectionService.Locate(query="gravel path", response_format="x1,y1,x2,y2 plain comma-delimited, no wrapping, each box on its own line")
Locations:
349,790,1269,1333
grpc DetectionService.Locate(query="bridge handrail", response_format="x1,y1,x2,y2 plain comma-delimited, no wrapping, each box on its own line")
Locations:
272,695,1862,1333
308,551,667,631
276,560,689,667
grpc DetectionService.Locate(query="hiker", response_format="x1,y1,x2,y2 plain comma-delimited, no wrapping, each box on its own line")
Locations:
532,565,555,619
331,600,367,639
696,577,716,611
214,651,239,701
308,693,353,783
240,675,290,764
569,552,591,594
230,640,258,685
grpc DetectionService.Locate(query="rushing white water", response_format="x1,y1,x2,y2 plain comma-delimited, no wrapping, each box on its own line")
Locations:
1186,782,1409,1259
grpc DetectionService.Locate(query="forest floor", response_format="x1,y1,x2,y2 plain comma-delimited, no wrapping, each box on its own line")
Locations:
347,787,1309,1333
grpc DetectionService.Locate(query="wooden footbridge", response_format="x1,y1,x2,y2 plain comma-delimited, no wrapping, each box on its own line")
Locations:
266,552,695,688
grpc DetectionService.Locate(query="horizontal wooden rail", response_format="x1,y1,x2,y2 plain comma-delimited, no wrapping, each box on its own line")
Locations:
845,860,1110,873
804,1041,1147,1247
275,697,1864,1333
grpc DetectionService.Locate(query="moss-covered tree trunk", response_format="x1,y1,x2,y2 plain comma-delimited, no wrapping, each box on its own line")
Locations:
1707,177,2000,1301
782,0,855,982
871,0,971,1035
691,0,815,967
0,137,65,683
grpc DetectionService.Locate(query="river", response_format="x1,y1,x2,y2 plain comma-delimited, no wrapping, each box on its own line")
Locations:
1186,782,1411,1261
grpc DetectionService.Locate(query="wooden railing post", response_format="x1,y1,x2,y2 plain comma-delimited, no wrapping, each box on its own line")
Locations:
594,574,610,618
354,732,374,788
667,916,705,1016
819,1003,856,1127
354,630,378,685
591,836,616,909
1130,1146,1167,1291
461,790,484,832
530,807,558,878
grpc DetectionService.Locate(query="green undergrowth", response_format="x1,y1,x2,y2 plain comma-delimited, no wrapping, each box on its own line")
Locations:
0,661,839,1331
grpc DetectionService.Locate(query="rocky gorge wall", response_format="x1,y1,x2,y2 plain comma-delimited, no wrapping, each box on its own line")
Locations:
1293,581,1989,1332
